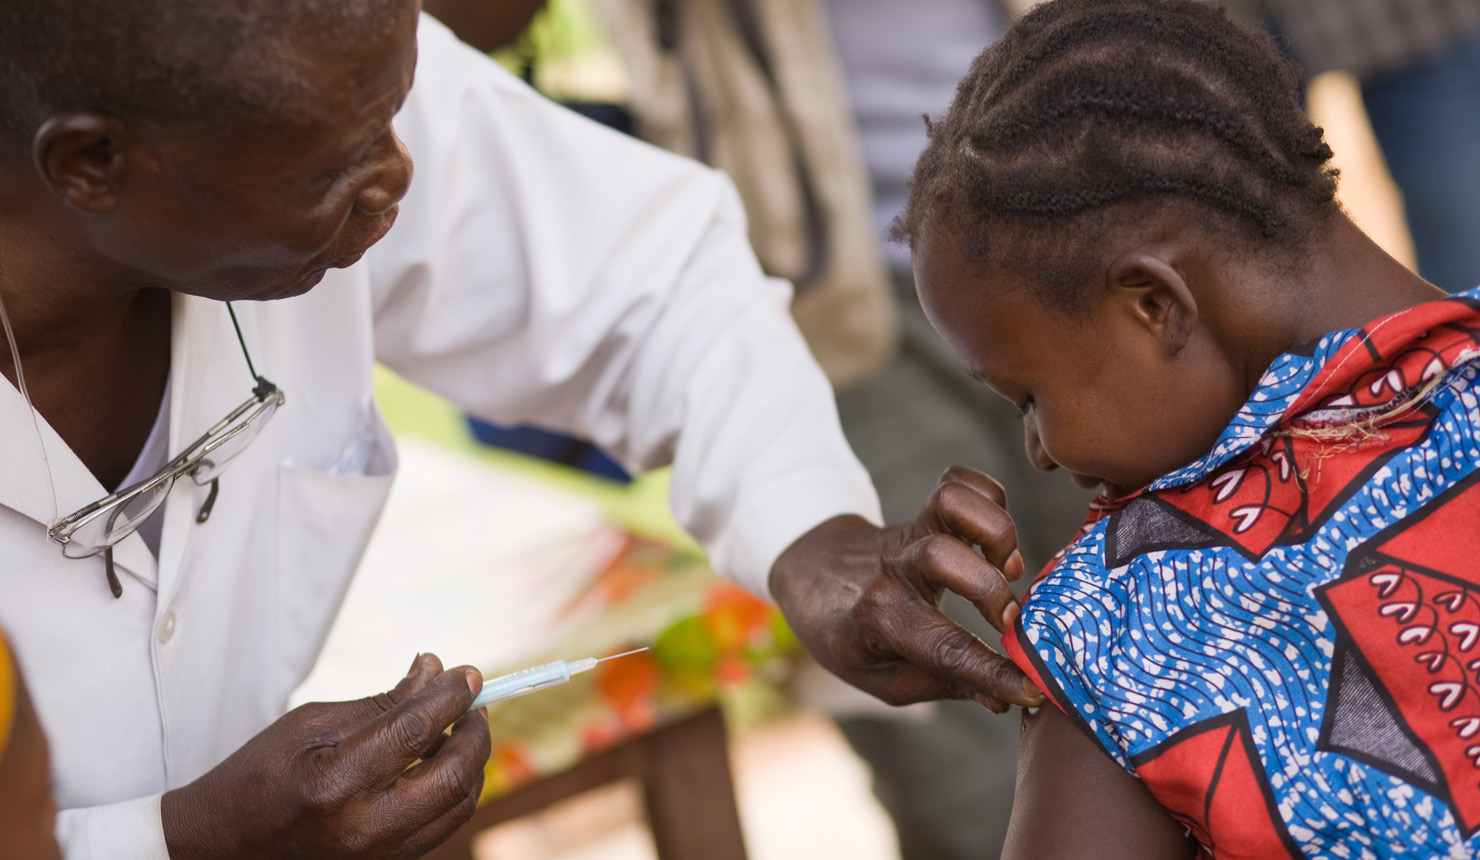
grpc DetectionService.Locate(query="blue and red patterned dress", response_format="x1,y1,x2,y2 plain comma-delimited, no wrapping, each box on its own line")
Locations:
1001,290,1480,859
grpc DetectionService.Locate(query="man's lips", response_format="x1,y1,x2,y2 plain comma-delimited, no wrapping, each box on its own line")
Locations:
331,250,368,269
320,207,401,273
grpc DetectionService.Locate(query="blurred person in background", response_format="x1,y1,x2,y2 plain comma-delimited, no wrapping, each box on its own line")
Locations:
1220,0,1480,293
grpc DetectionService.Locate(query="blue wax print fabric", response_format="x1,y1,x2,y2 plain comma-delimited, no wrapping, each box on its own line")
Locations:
1002,289,1480,858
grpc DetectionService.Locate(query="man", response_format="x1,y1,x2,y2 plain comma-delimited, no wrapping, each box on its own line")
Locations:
0,1,1041,857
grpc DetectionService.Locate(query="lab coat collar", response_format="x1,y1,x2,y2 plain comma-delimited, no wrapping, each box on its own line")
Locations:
0,371,92,529
0,355,161,588
0,293,225,591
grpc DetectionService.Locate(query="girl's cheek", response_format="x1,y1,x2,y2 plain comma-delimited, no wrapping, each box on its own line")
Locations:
1023,413,1059,471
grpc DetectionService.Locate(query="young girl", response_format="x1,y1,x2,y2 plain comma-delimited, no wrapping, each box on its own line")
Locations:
893,0,1480,856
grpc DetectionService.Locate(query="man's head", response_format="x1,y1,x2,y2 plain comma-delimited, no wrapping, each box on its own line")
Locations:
902,0,1345,496
0,0,421,302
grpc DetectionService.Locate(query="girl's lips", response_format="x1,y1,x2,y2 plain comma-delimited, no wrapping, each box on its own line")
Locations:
1070,473,1138,499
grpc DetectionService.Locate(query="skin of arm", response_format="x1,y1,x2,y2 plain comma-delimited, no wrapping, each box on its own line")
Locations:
1002,704,1196,860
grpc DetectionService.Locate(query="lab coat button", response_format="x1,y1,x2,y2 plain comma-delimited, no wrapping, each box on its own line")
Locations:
158,610,177,644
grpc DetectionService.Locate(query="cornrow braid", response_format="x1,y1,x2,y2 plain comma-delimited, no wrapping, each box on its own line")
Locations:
894,0,1340,307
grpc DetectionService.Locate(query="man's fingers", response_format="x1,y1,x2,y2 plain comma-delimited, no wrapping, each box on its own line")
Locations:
340,663,480,785
849,655,1008,711
971,693,1011,714
398,710,491,811
394,765,487,860
419,725,450,762
905,534,1018,632
924,471,1023,578
884,606,1043,707
857,661,981,706
390,712,491,857
938,465,1008,508
335,652,446,729
399,792,484,860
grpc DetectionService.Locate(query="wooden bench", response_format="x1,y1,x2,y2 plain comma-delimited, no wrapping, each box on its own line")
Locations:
423,706,747,860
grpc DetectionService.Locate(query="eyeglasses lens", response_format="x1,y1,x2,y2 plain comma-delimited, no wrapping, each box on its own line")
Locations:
60,477,173,559
191,393,281,485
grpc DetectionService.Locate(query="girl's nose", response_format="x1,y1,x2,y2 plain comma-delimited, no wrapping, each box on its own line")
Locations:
355,128,414,217
1023,414,1058,472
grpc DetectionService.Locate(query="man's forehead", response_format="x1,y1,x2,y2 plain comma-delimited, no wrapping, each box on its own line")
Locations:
279,6,418,99
219,10,415,149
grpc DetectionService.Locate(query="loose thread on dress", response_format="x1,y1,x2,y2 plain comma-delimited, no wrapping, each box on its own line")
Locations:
1269,355,1476,486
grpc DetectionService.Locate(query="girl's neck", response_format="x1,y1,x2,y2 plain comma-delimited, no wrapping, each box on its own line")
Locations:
1208,214,1446,407
1285,215,1447,346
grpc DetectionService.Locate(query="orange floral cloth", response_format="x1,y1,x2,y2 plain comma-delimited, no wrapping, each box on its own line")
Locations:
477,536,798,801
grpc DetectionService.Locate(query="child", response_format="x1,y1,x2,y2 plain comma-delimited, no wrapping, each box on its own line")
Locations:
892,0,1480,856
0,631,62,860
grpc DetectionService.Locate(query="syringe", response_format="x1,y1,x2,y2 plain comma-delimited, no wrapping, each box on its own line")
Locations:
467,647,650,711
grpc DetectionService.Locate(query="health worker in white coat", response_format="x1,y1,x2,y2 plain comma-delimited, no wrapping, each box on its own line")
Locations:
0,1,1043,857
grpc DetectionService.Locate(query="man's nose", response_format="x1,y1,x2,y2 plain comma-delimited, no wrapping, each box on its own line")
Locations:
355,128,414,217
1023,414,1058,472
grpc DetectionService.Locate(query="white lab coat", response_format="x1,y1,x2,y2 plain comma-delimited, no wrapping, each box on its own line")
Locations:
0,16,879,858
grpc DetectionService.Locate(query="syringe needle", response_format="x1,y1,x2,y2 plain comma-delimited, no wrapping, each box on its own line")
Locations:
467,648,654,712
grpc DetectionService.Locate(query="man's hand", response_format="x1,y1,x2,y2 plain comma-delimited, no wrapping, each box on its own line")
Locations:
162,653,491,860
769,466,1046,712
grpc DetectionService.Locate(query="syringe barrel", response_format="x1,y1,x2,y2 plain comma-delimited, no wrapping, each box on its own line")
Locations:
470,660,572,709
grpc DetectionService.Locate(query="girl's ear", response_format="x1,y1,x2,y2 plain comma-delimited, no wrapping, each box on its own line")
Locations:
1104,250,1198,355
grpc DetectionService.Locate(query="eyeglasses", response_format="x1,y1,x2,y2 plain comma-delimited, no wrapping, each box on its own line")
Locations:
45,304,285,598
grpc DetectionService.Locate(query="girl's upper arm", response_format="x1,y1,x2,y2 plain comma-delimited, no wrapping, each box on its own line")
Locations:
1002,704,1198,860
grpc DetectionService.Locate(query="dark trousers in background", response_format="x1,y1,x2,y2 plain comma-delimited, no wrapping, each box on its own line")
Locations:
1363,32,1480,295
833,270,1091,860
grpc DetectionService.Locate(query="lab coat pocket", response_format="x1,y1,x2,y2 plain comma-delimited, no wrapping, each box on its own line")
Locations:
275,411,398,700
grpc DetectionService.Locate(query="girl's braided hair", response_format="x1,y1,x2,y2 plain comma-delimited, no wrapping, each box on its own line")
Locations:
893,0,1340,307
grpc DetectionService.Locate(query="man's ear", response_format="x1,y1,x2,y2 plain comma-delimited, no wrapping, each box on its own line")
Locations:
1105,250,1198,355
31,113,136,214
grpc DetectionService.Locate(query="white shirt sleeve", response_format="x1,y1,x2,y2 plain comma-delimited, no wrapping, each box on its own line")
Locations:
54,795,168,860
367,16,882,596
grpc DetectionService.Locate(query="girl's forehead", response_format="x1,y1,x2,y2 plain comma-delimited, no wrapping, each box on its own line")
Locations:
915,234,1049,325
915,247,1063,376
